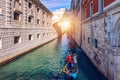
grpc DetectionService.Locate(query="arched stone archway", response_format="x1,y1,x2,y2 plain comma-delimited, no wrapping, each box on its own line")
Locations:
107,17,120,80
111,17,120,47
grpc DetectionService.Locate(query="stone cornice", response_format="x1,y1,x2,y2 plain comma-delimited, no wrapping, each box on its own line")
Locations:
39,1,53,16
25,0,52,15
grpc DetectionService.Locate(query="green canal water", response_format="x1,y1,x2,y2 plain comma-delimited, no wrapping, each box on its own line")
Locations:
0,34,106,80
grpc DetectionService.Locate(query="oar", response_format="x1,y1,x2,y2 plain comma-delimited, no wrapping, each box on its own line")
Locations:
58,61,69,74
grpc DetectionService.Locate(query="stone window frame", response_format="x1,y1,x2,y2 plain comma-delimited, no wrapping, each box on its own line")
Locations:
37,34,40,38
88,37,90,44
99,0,104,13
28,2,32,9
14,36,21,44
29,35,33,41
28,15,33,23
37,19,39,24
14,12,20,20
43,33,45,38
83,34,85,41
37,7,40,12
90,1,93,17
43,12,45,15
94,39,97,48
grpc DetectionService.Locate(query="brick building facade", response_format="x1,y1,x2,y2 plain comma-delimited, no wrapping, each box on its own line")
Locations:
70,0,120,80
0,0,57,65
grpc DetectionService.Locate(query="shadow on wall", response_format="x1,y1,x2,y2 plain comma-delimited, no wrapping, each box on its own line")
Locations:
53,22,62,37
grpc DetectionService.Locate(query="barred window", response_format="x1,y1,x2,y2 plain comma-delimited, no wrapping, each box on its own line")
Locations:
14,12,20,20
29,35,33,40
14,36,21,44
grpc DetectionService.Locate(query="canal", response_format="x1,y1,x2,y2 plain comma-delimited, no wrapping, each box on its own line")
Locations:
0,34,106,80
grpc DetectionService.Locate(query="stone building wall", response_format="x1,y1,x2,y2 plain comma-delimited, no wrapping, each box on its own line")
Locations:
80,2,120,80
0,0,57,65
0,0,6,26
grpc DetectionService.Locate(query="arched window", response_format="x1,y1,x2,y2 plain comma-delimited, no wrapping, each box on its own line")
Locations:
29,2,32,8
37,8,39,12
28,16,33,22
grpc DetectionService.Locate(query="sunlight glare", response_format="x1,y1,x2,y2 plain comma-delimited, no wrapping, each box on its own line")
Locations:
63,21,70,27
62,21,70,31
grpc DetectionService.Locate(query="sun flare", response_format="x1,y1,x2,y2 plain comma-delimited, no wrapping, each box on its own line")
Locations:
63,21,70,27
61,21,70,31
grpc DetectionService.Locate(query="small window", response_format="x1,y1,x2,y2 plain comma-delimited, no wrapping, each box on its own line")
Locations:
14,36,21,44
88,37,90,43
94,39,97,48
0,37,2,49
28,16,32,22
37,8,39,12
43,21,44,25
99,0,104,13
29,35,33,40
14,12,20,20
37,19,39,24
29,2,32,8
90,2,93,17
43,12,45,15
37,34,40,38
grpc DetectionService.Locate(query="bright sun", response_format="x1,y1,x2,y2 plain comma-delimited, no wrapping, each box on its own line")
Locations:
63,21,70,27
62,21,70,31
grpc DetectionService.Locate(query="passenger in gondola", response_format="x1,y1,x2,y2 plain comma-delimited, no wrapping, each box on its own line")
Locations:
63,68,77,80
69,70,77,80
73,53,77,65
66,54,74,70
68,43,76,55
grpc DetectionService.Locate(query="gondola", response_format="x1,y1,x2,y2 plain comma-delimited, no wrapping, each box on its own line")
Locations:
57,52,78,80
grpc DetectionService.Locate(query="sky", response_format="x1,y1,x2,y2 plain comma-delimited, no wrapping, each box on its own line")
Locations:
40,0,71,12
